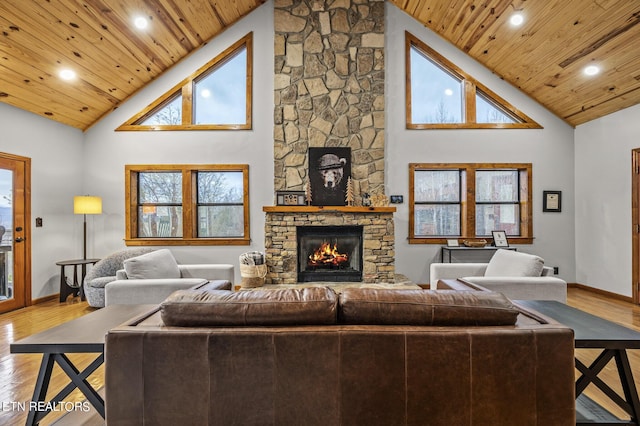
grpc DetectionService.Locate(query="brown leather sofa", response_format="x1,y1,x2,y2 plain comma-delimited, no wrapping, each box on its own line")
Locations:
105,283,575,425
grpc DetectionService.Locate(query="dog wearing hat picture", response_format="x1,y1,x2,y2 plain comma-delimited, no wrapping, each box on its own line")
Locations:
319,153,346,189
309,148,351,206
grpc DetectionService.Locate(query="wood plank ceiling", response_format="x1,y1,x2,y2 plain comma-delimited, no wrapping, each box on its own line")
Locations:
1,0,639,130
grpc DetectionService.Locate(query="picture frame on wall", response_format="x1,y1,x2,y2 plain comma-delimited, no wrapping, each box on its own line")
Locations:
492,230,509,247
543,190,562,212
308,147,351,206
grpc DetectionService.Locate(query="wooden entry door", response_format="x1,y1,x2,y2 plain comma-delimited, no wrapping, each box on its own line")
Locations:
632,149,640,304
0,153,31,314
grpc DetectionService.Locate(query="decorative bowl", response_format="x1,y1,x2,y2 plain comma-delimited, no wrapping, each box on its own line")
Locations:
462,239,487,247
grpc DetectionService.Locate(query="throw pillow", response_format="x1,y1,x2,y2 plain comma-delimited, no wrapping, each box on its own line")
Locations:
123,249,180,279
160,287,338,326
484,249,544,277
339,288,519,326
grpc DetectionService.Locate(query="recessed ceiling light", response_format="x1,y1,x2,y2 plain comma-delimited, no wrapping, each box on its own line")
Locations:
134,16,148,29
584,65,600,76
201,89,211,98
510,13,524,26
444,88,453,96
59,69,76,81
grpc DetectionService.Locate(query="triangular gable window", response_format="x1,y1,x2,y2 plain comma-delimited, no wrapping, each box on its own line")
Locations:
140,95,182,126
117,33,252,131
406,32,541,129
476,91,517,124
409,47,463,124
194,49,247,125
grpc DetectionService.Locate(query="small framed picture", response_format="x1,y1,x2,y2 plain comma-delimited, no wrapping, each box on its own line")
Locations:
389,195,403,204
543,190,562,212
492,230,509,247
446,239,460,247
276,191,306,206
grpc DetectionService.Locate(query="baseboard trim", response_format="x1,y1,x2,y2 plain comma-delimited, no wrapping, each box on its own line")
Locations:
568,283,634,303
32,294,60,305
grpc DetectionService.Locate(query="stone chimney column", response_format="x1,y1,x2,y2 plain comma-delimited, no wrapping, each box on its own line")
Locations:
274,0,385,200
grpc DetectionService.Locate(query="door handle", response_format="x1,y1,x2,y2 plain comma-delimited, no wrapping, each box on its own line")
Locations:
15,237,24,242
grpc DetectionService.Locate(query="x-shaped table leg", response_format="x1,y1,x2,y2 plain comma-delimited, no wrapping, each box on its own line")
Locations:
26,352,104,425
575,348,640,423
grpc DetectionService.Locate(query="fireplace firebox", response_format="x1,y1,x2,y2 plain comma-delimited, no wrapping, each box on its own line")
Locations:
297,226,363,282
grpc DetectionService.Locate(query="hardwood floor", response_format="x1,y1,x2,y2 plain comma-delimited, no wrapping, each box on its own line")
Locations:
1,288,639,425
0,297,101,425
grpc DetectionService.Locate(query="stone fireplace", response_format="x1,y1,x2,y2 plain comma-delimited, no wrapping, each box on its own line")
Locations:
266,0,393,284
264,207,395,284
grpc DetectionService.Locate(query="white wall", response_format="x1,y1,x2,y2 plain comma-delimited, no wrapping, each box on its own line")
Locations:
83,1,578,287
83,2,274,284
385,4,577,284
0,1,587,298
0,103,84,298
575,103,640,297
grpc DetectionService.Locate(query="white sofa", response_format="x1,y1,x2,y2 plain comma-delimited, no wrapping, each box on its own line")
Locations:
104,249,234,306
429,249,567,303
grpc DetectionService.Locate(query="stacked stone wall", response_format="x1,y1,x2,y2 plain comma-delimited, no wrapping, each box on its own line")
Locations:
274,0,385,199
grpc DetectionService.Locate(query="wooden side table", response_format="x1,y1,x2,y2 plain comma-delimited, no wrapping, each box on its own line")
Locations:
56,258,100,302
517,300,640,425
10,304,157,425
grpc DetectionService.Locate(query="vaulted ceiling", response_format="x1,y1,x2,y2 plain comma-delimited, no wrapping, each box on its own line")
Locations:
1,0,638,131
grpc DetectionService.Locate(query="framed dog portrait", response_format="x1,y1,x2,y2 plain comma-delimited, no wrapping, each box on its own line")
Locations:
308,147,351,206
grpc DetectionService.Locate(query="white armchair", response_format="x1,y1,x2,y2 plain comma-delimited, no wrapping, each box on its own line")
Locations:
430,249,567,303
104,249,234,306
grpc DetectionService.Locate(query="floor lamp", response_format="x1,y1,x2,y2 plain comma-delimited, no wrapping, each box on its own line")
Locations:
74,196,102,259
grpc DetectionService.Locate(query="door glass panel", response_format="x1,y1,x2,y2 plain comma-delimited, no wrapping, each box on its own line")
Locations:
0,169,13,301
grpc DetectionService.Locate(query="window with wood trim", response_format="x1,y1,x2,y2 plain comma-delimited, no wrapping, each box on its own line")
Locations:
405,32,541,130
125,164,250,246
409,163,533,244
117,33,252,131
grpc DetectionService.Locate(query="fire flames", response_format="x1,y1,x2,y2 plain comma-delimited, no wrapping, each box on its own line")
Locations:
308,242,348,266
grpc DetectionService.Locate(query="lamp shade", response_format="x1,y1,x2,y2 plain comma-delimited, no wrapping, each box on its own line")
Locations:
74,196,102,215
